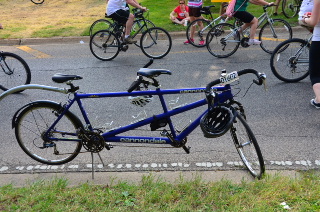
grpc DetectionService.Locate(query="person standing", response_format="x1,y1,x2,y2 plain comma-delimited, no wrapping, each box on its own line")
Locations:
183,0,204,45
233,0,274,46
170,0,190,25
301,0,320,108
106,0,147,44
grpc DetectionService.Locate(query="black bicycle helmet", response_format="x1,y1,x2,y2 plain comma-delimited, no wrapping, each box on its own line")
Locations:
200,106,237,138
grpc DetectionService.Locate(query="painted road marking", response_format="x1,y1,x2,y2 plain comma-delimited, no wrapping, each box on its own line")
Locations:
17,46,51,58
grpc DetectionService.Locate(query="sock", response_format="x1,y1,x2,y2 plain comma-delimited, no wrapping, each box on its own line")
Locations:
125,35,129,39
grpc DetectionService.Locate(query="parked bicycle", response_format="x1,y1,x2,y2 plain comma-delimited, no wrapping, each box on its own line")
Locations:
282,0,302,18
89,8,155,46
206,5,292,58
31,0,44,4
270,33,311,82
0,59,267,179
0,52,31,93
89,9,172,61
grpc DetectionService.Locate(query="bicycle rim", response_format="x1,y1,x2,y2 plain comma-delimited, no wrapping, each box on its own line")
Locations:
31,0,44,4
270,38,309,82
0,52,31,92
282,0,299,18
230,113,265,179
140,27,172,59
186,19,212,47
132,19,155,47
89,30,120,61
259,19,292,54
206,23,240,58
15,102,83,165
89,19,113,37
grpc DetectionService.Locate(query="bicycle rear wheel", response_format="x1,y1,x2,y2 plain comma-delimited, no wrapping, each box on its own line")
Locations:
186,19,212,47
140,27,172,59
14,101,83,165
270,38,309,82
282,0,300,18
132,19,155,47
89,30,120,61
259,19,292,54
0,52,31,93
206,23,240,58
89,19,113,37
230,113,265,179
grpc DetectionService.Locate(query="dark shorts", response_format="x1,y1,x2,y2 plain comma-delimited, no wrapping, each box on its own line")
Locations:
309,41,320,85
189,7,202,17
109,9,129,25
233,11,254,23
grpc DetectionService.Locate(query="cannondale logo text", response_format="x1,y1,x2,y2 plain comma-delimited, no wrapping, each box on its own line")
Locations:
120,138,167,144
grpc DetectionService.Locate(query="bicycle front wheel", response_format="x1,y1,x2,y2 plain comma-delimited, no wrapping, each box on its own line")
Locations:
259,19,292,54
282,0,300,18
14,101,83,165
0,52,31,93
89,30,120,61
186,19,212,47
140,27,172,59
31,0,44,4
132,19,155,47
206,23,240,58
270,38,309,82
230,113,265,179
89,19,113,37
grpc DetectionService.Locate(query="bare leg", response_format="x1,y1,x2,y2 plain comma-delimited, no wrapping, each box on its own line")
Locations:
125,13,135,37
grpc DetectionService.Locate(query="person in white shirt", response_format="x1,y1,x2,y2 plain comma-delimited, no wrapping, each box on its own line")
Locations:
106,0,146,44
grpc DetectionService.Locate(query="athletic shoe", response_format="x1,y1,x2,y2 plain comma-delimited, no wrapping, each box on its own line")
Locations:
184,38,194,44
310,99,320,109
247,39,261,45
124,36,137,44
199,40,205,45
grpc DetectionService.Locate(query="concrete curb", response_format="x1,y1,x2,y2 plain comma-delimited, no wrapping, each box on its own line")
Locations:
0,170,300,187
0,26,306,46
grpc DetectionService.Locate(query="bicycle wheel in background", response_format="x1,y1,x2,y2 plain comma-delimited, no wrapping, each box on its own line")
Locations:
206,23,240,58
89,19,113,37
0,52,31,93
140,27,172,59
186,19,212,47
230,113,265,179
131,19,155,47
282,0,300,18
89,30,120,61
31,0,44,4
14,101,83,165
270,38,309,82
259,19,292,54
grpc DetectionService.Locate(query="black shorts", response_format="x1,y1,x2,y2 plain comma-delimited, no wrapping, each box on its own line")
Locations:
233,11,254,23
189,7,202,17
109,9,129,25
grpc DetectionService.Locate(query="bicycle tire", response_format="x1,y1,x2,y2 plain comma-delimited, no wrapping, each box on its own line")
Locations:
270,38,309,82
140,27,172,59
230,113,265,179
31,0,44,4
89,30,120,61
282,0,300,18
259,19,292,54
89,19,113,37
131,19,155,47
0,52,31,93
186,19,212,48
206,23,240,58
14,101,83,165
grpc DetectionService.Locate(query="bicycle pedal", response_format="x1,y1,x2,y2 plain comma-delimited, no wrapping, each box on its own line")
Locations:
105,142,113,150
183,145,191,154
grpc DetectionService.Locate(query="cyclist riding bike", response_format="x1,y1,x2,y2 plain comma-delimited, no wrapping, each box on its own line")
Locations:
106,0,147,44
233,0,274,46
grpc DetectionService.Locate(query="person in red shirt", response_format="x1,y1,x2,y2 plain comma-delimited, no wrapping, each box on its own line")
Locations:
170,0,190,25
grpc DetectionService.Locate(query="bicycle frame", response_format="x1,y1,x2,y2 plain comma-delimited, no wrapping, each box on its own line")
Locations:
44,85,233,147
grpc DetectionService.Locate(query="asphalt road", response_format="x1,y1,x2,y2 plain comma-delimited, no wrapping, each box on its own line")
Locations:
0,29,318,179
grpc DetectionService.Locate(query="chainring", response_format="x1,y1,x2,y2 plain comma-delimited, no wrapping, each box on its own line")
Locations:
78,129,105,153
240,37,250,48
